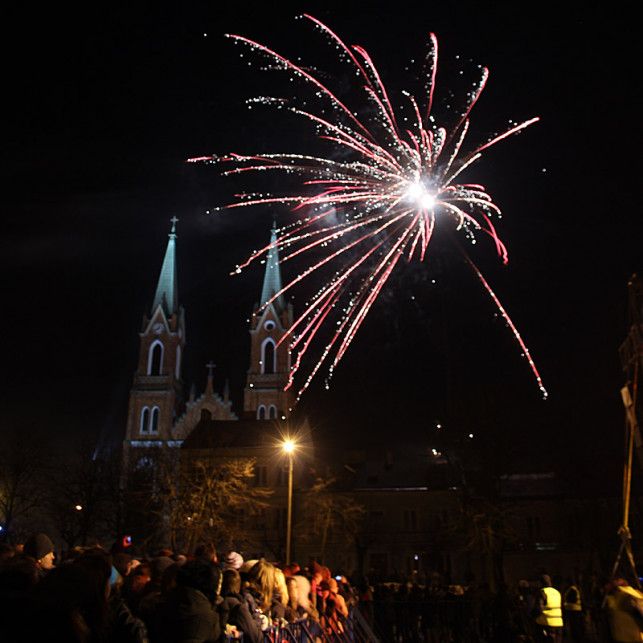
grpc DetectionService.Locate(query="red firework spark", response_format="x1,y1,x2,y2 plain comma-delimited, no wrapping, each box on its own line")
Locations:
188,15,547,400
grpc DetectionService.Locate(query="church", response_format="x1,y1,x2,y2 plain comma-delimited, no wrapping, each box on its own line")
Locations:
122,218,315,563
123,218,298,454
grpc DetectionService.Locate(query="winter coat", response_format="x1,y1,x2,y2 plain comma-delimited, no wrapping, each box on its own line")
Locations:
220,593,263,643
161,585,222,643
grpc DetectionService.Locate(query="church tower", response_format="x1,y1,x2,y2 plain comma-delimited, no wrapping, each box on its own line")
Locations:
124,217,185,457
243,224,295,420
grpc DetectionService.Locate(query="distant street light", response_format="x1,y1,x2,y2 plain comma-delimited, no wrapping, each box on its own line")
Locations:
283,439,295,564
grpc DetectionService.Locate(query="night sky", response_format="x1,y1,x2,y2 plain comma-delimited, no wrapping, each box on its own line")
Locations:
3,3,639,483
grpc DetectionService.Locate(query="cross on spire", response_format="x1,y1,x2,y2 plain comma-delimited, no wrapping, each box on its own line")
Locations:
206,361,216,378
170,216,179,233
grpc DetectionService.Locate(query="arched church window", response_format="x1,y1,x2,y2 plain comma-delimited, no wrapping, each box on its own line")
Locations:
268,404,277,419
257,405,266,420
140,407,150,434
150,407,160,434
148,340,164,375
261,339,276,374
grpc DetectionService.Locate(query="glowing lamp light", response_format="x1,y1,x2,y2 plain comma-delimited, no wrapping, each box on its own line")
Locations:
75,505,83,511
283,439,295,453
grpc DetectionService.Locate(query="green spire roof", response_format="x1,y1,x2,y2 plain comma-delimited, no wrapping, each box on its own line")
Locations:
152,217,179,317
260,223,284,312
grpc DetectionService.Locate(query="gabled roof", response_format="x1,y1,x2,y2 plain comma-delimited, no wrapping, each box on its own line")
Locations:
152,218,179,317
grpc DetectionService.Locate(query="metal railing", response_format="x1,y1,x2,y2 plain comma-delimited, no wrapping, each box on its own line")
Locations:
224,607,379,643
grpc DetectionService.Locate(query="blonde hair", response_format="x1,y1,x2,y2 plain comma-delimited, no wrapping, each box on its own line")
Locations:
247,559,277,611
274,568,288,606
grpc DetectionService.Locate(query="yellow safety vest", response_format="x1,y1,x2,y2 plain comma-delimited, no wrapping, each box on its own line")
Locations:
536,586,563,628
563,585,582,611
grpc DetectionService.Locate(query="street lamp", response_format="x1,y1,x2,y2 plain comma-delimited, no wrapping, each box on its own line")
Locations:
283,439,295,565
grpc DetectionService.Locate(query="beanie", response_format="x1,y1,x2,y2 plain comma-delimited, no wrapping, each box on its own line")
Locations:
23,533,54,561
223,551,244,571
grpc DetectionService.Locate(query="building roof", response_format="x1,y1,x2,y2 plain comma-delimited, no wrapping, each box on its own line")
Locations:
181,417,291,450
259,223,285,313
152,217,179,317
344,449,454,492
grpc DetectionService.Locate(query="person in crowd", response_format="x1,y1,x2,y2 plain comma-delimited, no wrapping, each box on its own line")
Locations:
533,574,563,642
328,577,349,618
245,558,288,626
219,568,263,643
20,547,147,642
562,576,584,643
136,555,175,622
222,551,244,571
0,554,42,641
274,566,298,622
320,579,346,636
287,574,319,621
194,542,218,565
113,553,134,580
160,557,222,643
122,562,153,615
491,582,515,643
76,547,149,642
606,577,643,643
310,561,324,611
23,531,56,573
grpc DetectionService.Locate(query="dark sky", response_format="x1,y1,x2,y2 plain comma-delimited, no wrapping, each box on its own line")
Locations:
2,3,639,480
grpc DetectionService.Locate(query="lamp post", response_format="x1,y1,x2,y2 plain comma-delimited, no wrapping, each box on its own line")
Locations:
283,439,295,565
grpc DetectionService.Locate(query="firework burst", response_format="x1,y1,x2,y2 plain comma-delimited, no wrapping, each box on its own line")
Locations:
189,15,547,399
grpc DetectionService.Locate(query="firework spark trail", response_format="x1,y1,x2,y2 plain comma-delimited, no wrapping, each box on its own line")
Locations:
189,15,547,399
463,253,547,397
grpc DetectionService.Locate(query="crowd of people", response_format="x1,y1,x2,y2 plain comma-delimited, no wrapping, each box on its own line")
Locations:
0,532,357,642
2,532,643,642
361,573,643,643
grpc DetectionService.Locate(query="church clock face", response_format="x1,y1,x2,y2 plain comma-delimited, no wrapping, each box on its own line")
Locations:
152,322,164,334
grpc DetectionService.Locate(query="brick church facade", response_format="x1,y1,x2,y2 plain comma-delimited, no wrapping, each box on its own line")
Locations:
123,220,296,463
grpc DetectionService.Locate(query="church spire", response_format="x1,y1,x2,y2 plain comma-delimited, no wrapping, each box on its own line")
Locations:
152,217,179,317
260,222,284,312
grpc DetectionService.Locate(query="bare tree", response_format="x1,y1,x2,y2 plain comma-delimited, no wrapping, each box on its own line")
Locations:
0,427,47,542
296,472,365,565
45,442,120,549
138,454,272,554
449,494,518,589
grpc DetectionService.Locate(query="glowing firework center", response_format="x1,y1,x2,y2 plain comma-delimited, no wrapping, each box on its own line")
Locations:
405,182,436,212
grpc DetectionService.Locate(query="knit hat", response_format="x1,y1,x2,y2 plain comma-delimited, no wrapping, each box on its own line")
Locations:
23,533,54,561
223,551,244,571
